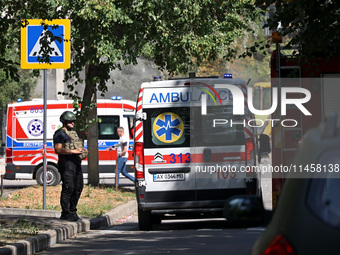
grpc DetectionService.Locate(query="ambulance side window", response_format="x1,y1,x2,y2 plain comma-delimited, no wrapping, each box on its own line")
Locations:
98,116,120,140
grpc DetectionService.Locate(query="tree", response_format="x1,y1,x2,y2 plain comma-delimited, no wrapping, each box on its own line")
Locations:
0,0,56,81
196,20,272,85
1,0,262,185
256,0,340,59
0,40,37,143
0,46,37,109
58,0,263,185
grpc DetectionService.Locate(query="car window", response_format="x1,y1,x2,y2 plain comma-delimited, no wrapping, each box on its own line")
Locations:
307,148,340,228
98,115,120,140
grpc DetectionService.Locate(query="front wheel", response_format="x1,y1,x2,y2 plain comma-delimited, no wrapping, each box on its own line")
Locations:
36,165,61,186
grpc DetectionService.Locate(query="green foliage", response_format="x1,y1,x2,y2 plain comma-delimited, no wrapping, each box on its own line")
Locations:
50,0,262,96
0,44,37,114
0,11,38,139
136,0,261,74
0,0,56,80
196,20,272,85
1,0,263,184
105,186,116,194
0,0,264,105
256,0,340,59
85,184,94,198
0,218,41,246
10,193,22,201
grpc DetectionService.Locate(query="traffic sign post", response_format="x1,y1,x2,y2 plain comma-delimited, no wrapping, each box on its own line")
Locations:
21,19,71,69
21,19,71,210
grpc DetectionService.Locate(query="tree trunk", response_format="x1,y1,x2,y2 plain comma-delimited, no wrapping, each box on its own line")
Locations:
83,64,99,186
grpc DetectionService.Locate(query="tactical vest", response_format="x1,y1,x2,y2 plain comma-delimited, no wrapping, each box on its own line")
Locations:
61,129,88,160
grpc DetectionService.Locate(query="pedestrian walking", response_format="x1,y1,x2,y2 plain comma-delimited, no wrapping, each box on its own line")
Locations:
109,127,135,187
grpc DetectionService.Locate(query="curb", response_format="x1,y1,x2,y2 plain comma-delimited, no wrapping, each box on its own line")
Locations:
0,200,137,255
0,208,61,218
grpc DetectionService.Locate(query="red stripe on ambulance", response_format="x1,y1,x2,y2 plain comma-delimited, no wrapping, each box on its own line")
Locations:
144,152,246,165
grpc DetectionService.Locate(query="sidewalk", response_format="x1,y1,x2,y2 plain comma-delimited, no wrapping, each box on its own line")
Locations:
0,200,137,255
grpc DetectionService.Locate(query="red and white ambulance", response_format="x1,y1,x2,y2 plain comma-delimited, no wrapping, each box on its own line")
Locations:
134,74,269,230
4,98,135,185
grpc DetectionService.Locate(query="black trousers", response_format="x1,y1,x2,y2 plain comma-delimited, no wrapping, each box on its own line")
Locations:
58,157,83,215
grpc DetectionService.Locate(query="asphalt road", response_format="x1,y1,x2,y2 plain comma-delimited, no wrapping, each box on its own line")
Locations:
37,215,265,255
1,156,272,255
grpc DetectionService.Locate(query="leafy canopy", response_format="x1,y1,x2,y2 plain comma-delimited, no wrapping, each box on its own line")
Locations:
1,0,262,184
51,0,262,96
256,0,340,59
1,0,262,96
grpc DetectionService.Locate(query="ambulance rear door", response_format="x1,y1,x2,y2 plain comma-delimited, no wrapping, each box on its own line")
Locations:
189,81,248,202
142,86,195,203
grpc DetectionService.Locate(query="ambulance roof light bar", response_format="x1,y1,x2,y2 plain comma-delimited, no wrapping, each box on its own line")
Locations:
111,96,122,100
224,73,232,78
17,98,23,102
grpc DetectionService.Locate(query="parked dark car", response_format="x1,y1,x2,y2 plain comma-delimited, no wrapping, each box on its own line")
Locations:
225,113,340,255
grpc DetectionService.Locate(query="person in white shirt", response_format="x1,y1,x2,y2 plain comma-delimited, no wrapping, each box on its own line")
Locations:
109,127,135,186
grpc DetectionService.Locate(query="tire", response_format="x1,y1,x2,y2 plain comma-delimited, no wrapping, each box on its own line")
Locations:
36,165,61,186
152,214,162,225
138,207,152,231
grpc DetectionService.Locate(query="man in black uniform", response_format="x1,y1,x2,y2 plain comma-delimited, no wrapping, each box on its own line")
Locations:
53,111,87,221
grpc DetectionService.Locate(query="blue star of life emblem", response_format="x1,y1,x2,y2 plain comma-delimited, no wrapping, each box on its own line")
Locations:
153,113,184,143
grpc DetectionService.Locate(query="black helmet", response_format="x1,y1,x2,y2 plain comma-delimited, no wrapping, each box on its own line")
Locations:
60,111,76,123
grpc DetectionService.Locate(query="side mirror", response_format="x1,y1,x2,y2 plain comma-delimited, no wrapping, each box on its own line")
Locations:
259,134,271,155
224,195,267,226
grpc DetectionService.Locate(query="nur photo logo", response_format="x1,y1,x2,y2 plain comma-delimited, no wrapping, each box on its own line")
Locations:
200,84,312,128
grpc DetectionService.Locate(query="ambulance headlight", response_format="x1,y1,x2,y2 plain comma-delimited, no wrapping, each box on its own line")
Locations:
224,73,232,78
111,96,122,100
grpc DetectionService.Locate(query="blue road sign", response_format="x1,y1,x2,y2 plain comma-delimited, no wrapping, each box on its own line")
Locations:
21,19,70,69
27,25,65,64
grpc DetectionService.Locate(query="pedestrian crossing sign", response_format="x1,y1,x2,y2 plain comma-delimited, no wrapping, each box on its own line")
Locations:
21,19,70,69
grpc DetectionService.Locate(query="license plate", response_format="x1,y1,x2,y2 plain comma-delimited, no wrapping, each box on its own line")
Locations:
153,173,185,182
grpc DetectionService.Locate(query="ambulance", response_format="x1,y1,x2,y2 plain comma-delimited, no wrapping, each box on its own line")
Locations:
4,98,135,185
134,73,270,230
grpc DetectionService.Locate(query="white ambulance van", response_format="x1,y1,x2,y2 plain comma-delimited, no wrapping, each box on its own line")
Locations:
134,74,269,230
4,98,135,185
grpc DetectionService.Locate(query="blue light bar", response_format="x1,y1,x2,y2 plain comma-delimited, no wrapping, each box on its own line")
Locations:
111,96,122,100
224,73,232,78
153,76,162,81
17,98,23,102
